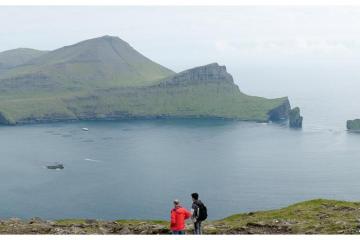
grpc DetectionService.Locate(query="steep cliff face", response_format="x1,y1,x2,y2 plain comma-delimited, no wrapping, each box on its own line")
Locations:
267,98,291,121
159,63,234,86
289,107,303,128
0,112,13,125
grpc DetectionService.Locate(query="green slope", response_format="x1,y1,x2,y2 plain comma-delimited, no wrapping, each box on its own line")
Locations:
0,36,174,93
0,199,358,234
210,199,360,234
0,48,47,71
64,64,289,122
0,37,290,125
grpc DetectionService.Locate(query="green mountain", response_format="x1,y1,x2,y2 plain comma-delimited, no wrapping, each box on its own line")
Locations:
0,48,47,71
0,36,174,91
0,36,290,125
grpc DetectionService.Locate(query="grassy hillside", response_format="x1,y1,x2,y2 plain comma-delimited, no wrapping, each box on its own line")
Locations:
0,199,359,234
210,199,360,234
0,36,174,92
0,37,290,125
0,48,47,71
65,81,288,122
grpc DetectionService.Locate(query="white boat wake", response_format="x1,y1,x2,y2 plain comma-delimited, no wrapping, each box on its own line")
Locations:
84,158,102,163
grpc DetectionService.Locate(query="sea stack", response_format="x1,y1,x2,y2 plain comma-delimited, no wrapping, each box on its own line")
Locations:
289,107,303,128
346,119,360,131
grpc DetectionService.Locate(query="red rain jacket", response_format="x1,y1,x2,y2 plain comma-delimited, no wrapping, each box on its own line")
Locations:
170,205,191,231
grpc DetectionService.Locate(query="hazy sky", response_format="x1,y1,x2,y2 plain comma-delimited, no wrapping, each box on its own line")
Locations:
1,6,360,73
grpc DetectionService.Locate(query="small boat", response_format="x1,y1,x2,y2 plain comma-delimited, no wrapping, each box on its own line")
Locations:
46,163,64,170
82,128,89,131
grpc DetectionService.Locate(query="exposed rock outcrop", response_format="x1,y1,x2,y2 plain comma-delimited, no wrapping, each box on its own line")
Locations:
159,63,234,87
289,107,303,128
267,98,291,121
0,112,14,125
346,119,360,131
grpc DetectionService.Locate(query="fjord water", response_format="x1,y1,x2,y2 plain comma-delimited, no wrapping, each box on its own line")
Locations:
1,62,360,220
1,119,360,220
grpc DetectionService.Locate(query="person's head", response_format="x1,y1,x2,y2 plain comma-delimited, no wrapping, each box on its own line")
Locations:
191,193,199,202
173,199,180,207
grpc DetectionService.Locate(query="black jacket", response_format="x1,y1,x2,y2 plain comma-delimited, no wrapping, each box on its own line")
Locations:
191,200,204,221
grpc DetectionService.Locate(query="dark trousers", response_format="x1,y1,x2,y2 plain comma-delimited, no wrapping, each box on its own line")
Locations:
172,230,185,235
194,221,202,234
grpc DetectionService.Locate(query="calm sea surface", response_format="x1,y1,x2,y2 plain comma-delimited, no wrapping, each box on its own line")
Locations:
1,63,360,220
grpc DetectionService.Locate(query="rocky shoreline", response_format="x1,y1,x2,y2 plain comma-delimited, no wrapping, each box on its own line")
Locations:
0,218,170,234
1,199,360,234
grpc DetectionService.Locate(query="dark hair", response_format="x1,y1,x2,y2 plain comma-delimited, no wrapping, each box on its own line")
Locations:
191,193,199,200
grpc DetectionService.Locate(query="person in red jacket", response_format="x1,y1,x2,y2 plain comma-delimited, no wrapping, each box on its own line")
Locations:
170,199,191,234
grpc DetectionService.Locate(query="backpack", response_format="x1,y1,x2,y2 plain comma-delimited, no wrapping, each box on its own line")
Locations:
196,201,208,221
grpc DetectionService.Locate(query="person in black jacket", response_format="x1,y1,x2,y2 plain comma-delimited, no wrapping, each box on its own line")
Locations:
191,192,204,234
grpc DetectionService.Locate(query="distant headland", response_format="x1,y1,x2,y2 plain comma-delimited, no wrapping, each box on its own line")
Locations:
0,36,296,126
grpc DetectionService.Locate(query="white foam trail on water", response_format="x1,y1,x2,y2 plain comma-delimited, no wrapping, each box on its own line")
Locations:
84,158,102,163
